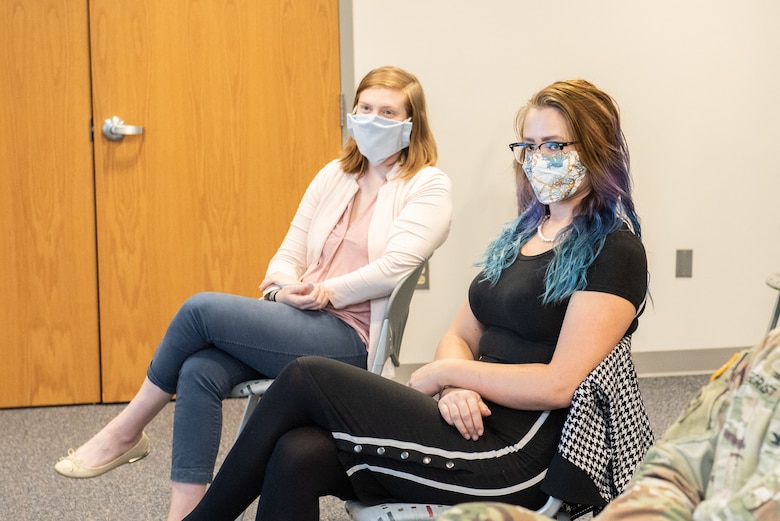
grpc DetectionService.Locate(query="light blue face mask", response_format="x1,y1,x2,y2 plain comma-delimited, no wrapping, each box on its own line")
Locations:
347,114,412,165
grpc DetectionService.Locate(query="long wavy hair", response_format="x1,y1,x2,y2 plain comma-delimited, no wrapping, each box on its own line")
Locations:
340,66,437,179
479,79,641,304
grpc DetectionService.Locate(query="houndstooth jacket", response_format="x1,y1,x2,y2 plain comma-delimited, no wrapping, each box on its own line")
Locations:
541,336,654,510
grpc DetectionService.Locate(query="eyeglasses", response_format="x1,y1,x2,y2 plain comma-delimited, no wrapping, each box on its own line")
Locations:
508,141,577,162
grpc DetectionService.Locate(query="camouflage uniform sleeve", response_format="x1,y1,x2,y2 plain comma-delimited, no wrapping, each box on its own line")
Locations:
597,348,746,521
693,329,780,520
437,502,547,521
601,329,780,521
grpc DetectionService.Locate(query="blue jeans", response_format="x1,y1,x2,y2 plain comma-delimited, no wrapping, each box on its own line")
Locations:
145,292,367,483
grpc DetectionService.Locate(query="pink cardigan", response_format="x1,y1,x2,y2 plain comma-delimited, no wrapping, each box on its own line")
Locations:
266,159,453,371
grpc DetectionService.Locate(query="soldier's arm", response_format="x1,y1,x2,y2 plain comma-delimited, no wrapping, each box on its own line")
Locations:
598,357,734,520
596,447,706,520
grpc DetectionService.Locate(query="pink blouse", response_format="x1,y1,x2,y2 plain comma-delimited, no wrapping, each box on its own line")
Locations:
301,193,376,348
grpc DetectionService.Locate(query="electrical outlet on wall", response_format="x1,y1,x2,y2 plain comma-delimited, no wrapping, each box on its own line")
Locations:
676,249,693,278
416,261,430,290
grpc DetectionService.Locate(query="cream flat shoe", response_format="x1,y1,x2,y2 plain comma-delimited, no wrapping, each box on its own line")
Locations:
54,432,151,479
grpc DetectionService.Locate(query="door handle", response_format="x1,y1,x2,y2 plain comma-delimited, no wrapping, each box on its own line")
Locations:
102,116,144,141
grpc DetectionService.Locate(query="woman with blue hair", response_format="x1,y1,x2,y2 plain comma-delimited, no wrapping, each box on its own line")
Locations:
182,79,649,521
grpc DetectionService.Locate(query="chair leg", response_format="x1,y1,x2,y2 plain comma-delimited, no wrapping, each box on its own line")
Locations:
235,394,262,440
769,293,780,332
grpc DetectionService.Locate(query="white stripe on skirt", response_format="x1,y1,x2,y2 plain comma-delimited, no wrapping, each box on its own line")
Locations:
332,410,550,461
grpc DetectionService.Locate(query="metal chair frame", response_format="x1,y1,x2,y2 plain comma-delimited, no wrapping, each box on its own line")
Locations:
345,496,565,521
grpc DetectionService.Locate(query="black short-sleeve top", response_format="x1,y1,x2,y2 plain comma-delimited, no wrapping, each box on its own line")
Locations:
468,229,647,366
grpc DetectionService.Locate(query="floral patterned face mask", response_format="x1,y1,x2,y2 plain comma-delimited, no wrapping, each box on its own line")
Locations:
522,151,587,204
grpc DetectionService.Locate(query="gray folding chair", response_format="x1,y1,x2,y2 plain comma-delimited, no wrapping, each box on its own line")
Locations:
368,261,427,376
345,497,563,521
767,272,780,331
227,262,427,519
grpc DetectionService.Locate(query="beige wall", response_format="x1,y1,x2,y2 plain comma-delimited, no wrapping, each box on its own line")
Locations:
348,0,780,364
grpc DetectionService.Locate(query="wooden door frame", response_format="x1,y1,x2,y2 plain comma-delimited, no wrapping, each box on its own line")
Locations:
338,0,354,142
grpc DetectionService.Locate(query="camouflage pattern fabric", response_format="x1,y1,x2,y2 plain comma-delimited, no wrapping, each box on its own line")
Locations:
438,329,780,521
597,327,780,520
437,502,542,521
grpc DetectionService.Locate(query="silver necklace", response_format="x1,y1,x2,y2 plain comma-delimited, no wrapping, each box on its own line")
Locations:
537,215,554,243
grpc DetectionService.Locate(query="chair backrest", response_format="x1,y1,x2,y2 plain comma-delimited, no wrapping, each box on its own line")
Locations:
369,262,427,375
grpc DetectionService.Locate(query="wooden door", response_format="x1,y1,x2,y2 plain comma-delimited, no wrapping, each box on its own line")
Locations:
0,1,101,407
0,0,341,408
91,0,342,402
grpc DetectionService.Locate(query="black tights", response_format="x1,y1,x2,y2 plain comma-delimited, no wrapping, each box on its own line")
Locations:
183,356,557,520
183,358,357,521
256,426,356,519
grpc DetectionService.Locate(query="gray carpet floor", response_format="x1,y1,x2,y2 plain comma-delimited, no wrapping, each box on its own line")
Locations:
0,374,709,521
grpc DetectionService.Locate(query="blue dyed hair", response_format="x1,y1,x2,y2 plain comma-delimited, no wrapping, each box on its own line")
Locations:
479,80,641,304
